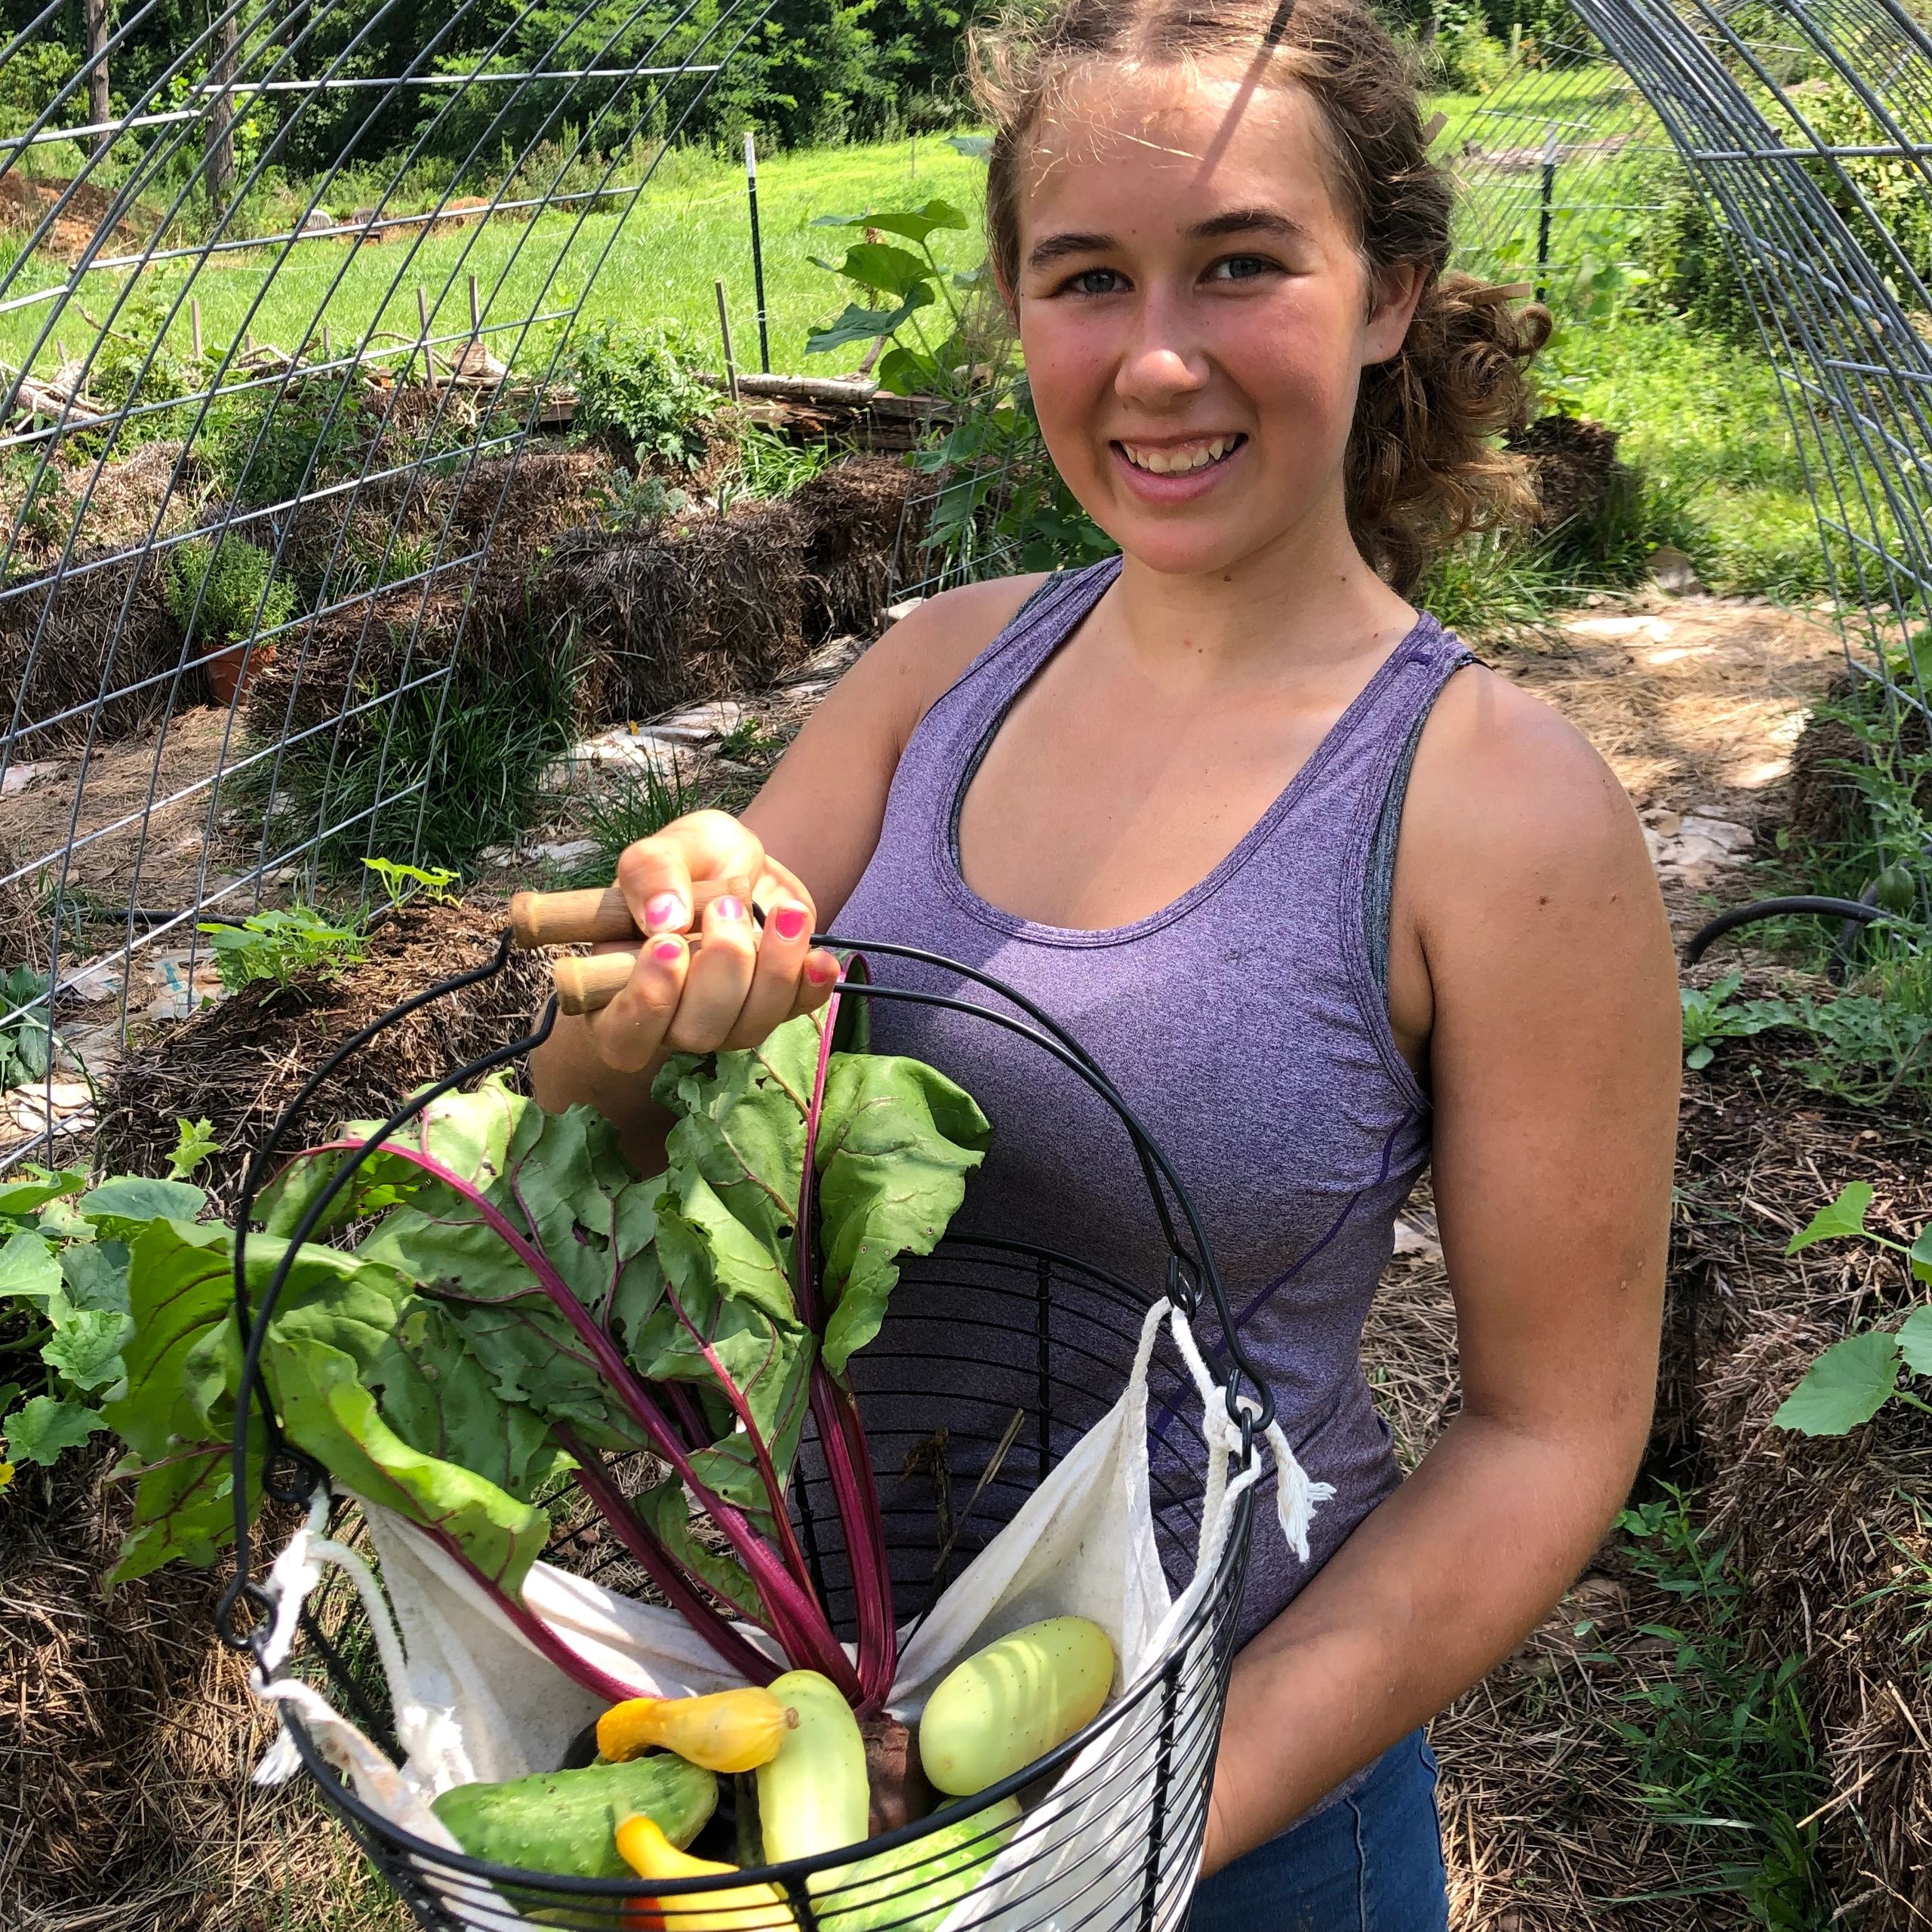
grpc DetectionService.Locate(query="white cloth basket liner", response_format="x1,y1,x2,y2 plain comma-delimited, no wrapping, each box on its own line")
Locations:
249,1298,1328,1930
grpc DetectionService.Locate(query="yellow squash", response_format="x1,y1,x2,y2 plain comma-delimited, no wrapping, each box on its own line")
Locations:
598,1687,795,1774
615,1815,795,1932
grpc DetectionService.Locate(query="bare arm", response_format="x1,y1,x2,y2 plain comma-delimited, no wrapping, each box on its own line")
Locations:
527,577,1041,1164
1201,672,1680,1872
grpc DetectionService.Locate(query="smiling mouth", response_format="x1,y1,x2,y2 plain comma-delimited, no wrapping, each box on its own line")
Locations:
1116,434,1246,475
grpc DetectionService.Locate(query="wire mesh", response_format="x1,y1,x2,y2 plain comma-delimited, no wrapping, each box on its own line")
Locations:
0,0,776,1168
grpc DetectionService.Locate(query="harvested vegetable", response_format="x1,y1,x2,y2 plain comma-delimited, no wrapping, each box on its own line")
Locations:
616,1815,794,1931
918,1617,1115,1796
811,1797,1021,1932
756,1670,869,1864
430,1755,716,1878
599,1687,795,1774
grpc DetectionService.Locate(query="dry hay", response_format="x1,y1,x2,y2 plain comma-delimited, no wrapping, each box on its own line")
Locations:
0,1441,414,1932
0,173,144,264
1786,670,1928,858
1670,1042,1932,1926
1504,414,1632,534
92,899,548,1197
794,456,921,642
537,497,814,721
2,441,223,748
1363,1026,1932,1927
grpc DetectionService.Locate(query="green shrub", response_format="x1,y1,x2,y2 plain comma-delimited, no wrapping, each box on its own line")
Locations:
1798,76,1932,289
568,326,715,469
1639,181,1761,342
165,533,297,645
202,373,379,510
1423,1,1512,94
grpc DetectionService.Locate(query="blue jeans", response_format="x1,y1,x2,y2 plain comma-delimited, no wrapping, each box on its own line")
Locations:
1188,1731,1449,1932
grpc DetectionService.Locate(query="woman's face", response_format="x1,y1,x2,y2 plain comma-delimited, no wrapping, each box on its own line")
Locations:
1010,63,1422,580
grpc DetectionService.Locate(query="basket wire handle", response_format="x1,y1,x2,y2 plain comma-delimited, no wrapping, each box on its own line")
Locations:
221,903,1278,1653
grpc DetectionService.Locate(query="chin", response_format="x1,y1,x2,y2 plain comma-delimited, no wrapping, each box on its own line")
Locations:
1088,507,1274,580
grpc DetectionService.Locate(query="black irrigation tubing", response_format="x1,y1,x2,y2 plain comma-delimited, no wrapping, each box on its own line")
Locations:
1681,894,1900,966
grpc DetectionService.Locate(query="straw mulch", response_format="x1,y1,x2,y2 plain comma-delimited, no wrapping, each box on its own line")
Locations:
793,455,921,642
91,899,548,1203
2,441,220,746
0,1446,411,1932
532,497,817,721
1505,414,1633,534
1370,1021,1932,1930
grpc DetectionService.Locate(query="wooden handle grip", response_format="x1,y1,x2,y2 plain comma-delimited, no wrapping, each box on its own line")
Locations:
509,887,638,949
553,952,641,1016
509,881,751,950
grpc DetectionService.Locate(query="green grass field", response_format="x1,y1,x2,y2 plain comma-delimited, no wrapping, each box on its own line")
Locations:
1,105,1832,601
3,134,988,386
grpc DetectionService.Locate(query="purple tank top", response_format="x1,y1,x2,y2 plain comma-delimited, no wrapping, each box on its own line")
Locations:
832,556,1473,1648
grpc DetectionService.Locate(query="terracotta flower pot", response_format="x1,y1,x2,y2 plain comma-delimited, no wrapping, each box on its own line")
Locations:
205,640,274,710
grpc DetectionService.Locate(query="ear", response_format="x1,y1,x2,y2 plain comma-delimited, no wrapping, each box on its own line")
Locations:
1362,262,1429,367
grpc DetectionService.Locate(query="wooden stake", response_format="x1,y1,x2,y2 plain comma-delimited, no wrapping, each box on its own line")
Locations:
714,278,739,404
190,297,203,361
321,322,331,361
416,285,431,383
468,272,481,336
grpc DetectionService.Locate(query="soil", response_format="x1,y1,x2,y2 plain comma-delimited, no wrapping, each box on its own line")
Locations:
0,174,143,264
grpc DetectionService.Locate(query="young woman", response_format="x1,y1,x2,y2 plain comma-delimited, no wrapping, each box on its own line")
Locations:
532,0,1680,1921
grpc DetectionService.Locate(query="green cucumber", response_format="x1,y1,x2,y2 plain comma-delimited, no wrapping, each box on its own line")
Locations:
431,1752,717,1878
756,1669,868,1864
918,1616,1115,1797
810,1798,1021,1932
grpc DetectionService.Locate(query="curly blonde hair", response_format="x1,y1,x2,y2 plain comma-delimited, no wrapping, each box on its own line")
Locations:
972,0,1552,594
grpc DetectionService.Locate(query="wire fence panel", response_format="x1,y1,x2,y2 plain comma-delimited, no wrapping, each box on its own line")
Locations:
0,0,775,1166
1571,0,1931,918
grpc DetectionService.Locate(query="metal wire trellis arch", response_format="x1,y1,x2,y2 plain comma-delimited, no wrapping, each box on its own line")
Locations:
4,0,1932,1174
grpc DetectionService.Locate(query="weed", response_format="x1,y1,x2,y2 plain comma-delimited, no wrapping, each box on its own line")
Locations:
558,757,695,890
165,533,298,645
196,906,367,996
1607,1487,1829,1927
595,468,689,534
716,716,784,764
1678,971,1932,1105
721,427,838,504
166,1116,220,1180
1768,1179,1932,1436
568,326,715,469
336,528,439,600
202,373,379,512
0,964,52,1094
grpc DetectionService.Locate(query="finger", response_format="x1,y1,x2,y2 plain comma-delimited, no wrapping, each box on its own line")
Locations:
665,891,759,1052
587,935,690,1072
722,897,817,1048
616,811,765,938
791,949,843,1020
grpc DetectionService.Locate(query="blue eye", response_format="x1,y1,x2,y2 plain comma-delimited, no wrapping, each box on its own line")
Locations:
1208,256,1275,283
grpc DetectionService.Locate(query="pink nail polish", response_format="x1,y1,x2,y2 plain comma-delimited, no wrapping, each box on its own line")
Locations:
645,891,685,931
772,905,809,942
713,896,746,921
805,955,839,986
653,939,685,965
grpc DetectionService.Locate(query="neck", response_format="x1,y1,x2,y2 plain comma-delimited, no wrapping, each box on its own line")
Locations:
1107,493,1416,686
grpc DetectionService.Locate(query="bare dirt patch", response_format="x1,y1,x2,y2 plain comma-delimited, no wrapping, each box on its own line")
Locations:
0,173,144,264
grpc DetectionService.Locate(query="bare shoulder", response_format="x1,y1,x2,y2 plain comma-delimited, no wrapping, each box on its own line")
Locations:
1412,663,1649,877
848,572,1051,756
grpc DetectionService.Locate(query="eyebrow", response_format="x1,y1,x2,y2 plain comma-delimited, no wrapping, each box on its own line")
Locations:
1024,207,1309,272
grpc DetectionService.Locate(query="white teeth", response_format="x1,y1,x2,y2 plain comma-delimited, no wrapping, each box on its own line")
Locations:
1123,437,1235,474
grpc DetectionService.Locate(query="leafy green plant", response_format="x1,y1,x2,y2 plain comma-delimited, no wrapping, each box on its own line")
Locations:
196,906,367,996
719,426,837,505
0,1164,207,1483
1681,973,1788,1069
165,533,299,646
1677,971,1932,1103
1772,1182,1932,1436
362,857,461,910
203,372,380,511
167,1116,220,1181
0,964,52,1094
569,326,715,469
595,467,690,533
1607,1487,1828,1927
717,716,784,764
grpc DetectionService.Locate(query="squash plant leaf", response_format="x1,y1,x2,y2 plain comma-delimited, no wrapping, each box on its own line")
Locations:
1910,1227,1932,1285
1897,1306,1932,1378
6,1393,103,1466
1771,1329,1902,1435
1786,1181,1874,1255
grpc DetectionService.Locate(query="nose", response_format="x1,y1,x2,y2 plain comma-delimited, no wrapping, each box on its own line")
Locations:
1114,287,1210,409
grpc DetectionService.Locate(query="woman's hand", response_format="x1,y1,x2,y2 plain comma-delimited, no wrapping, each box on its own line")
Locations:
586,810,845,1072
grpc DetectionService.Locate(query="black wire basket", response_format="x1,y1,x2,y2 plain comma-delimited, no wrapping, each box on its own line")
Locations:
216,907,1274,1932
